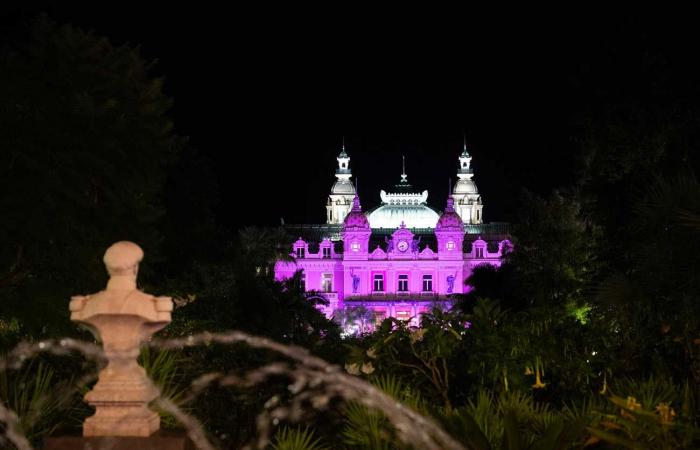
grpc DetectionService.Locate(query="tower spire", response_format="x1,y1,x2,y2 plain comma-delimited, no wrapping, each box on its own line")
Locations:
339,136,348,158
400,155,407,183
453,136,482,225
328,138,355,224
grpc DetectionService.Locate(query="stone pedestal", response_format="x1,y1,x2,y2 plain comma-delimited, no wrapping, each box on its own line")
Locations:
69,241,173,437
44,431,194,450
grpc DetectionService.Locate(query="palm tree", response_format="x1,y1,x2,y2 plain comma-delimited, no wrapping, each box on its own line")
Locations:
238,226,294,277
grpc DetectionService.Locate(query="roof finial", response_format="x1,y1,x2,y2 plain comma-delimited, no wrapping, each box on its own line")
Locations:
445,195,455,213
339,136,348,158
400,155,407,183
461,132,470,157
351,193,361,211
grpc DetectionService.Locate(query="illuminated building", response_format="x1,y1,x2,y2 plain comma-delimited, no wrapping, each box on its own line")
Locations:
275,142,510,332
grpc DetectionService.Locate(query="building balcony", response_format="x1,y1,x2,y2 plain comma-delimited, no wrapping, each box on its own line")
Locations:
322,291,338,301
306,291,338,303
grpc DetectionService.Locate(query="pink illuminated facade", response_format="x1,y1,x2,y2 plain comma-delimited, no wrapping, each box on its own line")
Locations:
275,145,511,331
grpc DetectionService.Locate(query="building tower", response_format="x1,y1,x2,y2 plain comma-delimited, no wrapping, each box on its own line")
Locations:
452,140,483,224
367,156,439,229
326,141,355,224
435,196,465,260
342,194,371,261
435,195,466,295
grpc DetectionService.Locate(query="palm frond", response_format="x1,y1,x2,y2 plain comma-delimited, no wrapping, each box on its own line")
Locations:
271,426,328,450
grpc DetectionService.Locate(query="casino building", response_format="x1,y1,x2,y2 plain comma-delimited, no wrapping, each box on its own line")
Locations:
274,142,510,330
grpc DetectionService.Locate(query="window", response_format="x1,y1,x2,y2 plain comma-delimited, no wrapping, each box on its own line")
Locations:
398,274,409,292
322,273,333,292
446,241,455,250
477,210,480,221
351,242,360,252
422,275,433,292
373,274,384,292
322,247,331,258
375,309,387,325
300,273,306,291
296,247,305,258
396,310,411,321
475,247,484,258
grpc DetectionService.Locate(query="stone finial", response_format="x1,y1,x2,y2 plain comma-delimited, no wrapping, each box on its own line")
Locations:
351,194,361,211
70,241,173,437
445,196,455,213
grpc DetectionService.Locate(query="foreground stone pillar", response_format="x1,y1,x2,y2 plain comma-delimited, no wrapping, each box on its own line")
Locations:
69,241,173,437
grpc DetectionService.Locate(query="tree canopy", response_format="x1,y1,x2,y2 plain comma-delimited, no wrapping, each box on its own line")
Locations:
0,16,186,336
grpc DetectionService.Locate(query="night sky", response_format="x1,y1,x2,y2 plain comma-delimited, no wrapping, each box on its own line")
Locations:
3,6,697,229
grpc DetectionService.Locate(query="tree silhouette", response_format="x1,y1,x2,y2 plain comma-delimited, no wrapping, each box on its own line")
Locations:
0,15,186,337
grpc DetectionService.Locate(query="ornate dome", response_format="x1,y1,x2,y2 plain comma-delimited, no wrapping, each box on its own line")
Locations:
367,203,440,229
331,179,355,195
344,195,370,228
436,197,464,230
454,178,478,195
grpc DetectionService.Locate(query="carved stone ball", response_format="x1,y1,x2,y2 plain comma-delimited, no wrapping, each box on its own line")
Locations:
103,241,144,276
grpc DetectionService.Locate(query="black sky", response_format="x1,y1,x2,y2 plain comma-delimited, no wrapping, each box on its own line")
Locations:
3,5,697,229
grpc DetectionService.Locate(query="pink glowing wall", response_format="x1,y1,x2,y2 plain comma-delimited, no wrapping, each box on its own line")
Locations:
274,233,509,322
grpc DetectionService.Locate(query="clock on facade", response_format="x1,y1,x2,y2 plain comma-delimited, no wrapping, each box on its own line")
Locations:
397,240,409,252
